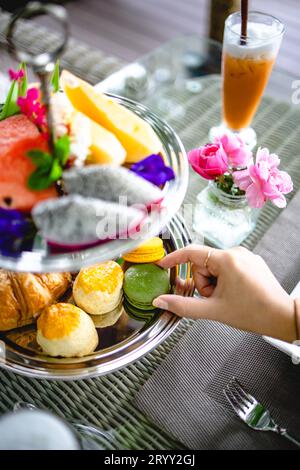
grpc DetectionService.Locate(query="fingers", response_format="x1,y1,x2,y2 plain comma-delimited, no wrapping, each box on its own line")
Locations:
152,294,216,319
157,244,221,277
200,285,215,297
191,264,215,297
157,245,212,270
197,280,215,297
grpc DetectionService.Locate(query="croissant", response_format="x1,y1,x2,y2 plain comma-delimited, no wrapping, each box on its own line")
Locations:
0,270,71,331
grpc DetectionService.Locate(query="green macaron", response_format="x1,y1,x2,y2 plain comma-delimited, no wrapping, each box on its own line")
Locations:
123,263,170,311
123,297,159,322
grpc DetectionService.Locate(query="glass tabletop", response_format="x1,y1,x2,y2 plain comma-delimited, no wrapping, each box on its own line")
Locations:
98,34,300,249
98,34,299,114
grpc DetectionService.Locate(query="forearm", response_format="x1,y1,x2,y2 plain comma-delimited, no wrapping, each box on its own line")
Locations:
259,297,296,343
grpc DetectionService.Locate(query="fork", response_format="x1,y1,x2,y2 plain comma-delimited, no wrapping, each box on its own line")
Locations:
223,377,300,448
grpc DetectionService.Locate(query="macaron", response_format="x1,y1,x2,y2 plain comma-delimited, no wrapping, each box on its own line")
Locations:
37,303,98,357
122,237,165,263
123,263,170,311
123,297,159,323
73,261,124,315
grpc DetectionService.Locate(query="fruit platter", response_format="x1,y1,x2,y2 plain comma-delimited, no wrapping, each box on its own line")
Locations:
0,65,188,273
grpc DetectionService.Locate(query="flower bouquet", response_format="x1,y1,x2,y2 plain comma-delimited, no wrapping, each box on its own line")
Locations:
188,132,293,248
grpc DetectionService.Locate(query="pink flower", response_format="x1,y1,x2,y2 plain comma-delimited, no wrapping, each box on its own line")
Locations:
188,143,228,180
233,147,293,208
215,132,252,168
34,103,47,127
17,88,37,116
8,68,25,81
17,88,47,131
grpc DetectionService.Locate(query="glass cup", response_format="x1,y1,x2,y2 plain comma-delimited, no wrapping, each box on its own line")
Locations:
210,11,285,148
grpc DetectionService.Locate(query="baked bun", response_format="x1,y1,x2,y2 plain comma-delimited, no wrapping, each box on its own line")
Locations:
73,261,123,315
37,303,98,357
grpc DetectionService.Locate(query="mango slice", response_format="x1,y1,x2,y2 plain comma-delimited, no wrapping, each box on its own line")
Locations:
61,70,162,163
88,119,126,166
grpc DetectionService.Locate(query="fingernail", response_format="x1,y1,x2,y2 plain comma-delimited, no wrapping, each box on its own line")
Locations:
152,298,168,310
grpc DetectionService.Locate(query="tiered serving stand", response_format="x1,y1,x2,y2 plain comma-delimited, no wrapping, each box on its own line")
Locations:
0,94,190,379
0,3,190,379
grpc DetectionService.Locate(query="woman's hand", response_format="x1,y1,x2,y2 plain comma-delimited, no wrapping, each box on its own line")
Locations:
153,245,296,342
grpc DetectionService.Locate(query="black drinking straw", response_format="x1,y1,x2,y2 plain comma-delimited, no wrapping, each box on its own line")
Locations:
240,0,248,45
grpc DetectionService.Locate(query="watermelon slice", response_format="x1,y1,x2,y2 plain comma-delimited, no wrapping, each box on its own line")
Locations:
0,115,57,212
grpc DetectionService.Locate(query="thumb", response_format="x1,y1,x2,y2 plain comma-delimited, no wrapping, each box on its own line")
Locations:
152,294,214,319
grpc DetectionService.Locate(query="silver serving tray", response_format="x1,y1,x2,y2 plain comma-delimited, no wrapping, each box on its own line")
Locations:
0,215,191,380
0,94,188,273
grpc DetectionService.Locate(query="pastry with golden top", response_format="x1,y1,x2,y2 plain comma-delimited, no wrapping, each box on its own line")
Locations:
37,303,98,357
0,270,71,331
122,237,165,263
73,261,124,315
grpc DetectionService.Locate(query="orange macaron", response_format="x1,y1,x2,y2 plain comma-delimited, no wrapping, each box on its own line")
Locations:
123,237,165,263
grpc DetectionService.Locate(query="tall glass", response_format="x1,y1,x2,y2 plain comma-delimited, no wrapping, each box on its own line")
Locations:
210,12,284,148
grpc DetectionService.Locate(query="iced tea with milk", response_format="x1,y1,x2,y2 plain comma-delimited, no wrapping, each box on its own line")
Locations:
222,13,284,132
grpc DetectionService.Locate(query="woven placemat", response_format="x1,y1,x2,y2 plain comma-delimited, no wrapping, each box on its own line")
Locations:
134,322,300,450
0,18,300,448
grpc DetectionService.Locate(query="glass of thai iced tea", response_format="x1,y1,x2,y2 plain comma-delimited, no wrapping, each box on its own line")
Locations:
210,12,284,149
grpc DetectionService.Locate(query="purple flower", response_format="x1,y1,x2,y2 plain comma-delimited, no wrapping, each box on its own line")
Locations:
0,208,33,256
130,154,175,187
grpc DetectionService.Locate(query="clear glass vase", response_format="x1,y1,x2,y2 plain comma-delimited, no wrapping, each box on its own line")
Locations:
193,181,259,249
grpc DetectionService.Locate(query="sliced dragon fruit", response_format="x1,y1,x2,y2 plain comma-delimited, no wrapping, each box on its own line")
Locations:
32,195,146,247
62,165,163,208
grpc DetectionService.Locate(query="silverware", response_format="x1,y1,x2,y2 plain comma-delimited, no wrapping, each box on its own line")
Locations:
224,377,300,448
6,1,69,151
